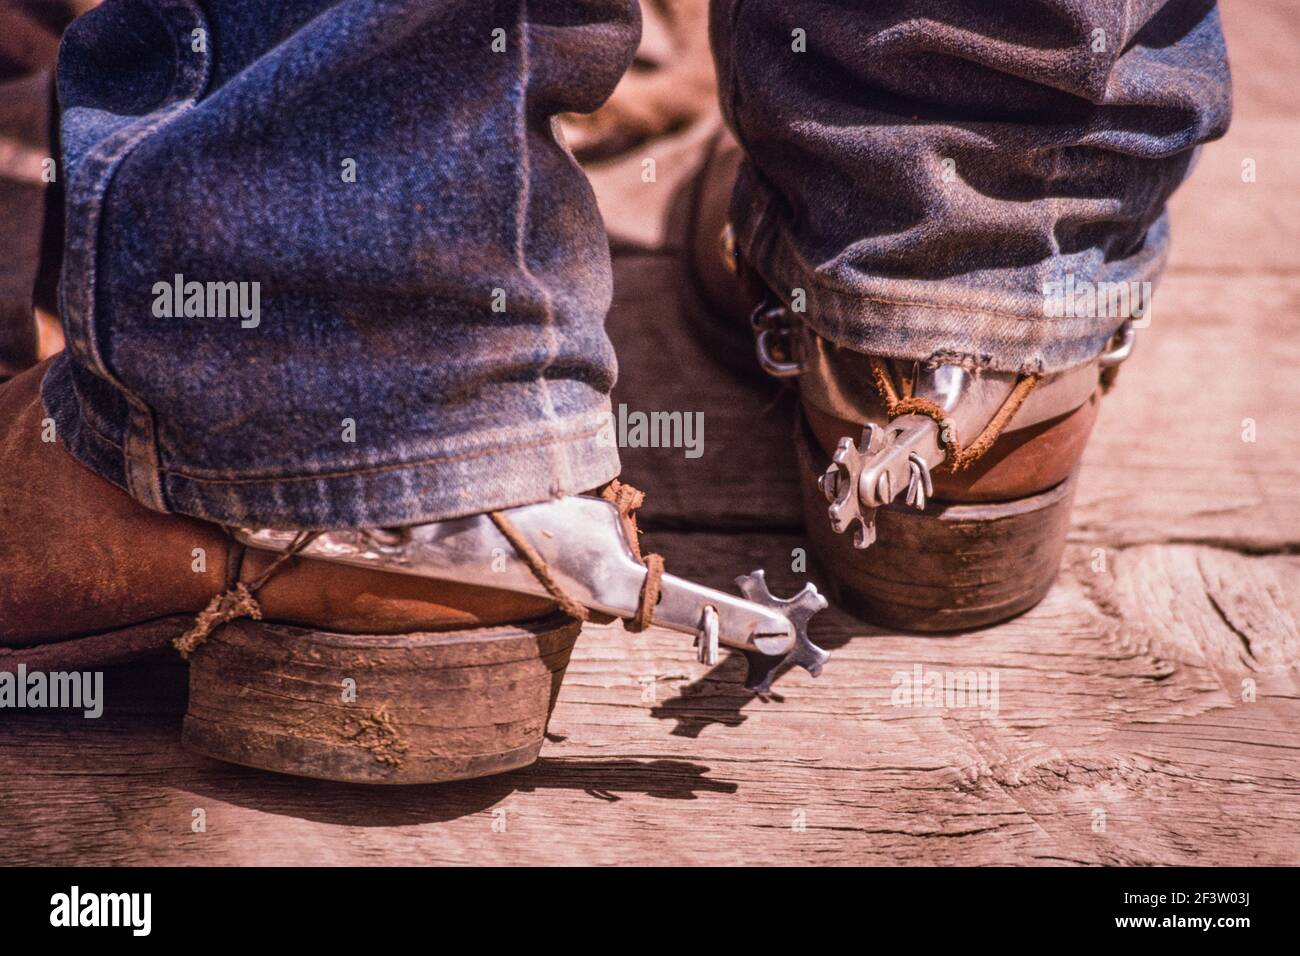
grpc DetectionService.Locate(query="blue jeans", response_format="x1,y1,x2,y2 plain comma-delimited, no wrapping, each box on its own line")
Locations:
715,0,1231,374
27,0,1228,529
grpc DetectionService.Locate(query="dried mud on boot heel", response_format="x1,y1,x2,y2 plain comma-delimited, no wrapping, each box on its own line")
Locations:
181,613,582,784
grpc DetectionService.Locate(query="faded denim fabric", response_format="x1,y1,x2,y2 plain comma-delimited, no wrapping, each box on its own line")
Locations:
38,0,1229,530
712,0,1232,374
42,0,637,529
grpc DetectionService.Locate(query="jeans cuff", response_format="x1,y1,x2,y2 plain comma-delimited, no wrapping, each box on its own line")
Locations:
41,355,622,529
735,170,1162,376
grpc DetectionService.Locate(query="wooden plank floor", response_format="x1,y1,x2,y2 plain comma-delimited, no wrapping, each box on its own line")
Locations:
2,0,1297,865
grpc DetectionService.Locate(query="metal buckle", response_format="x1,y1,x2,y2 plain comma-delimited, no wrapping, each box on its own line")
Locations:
750,302,807,378
1099,319,1136,368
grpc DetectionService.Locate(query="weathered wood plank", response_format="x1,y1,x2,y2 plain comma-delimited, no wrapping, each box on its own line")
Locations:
1166,119,1300,276
2,0,1295,869
1167,0,1300,274
2,536,1295,866
607,252,802,529
1072,273,1300,552
585,115,719,254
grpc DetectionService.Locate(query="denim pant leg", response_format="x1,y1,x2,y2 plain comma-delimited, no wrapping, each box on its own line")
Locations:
713,0,1232,375
41,0,638,529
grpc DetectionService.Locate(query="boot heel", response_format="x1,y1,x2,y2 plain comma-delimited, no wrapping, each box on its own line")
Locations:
182,613,581,784
796,414,1076,632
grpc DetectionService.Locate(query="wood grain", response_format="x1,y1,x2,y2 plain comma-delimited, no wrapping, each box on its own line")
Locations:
2,536,1296,865
1,0,1296,866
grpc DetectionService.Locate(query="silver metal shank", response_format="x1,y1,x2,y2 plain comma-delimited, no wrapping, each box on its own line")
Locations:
233,497,797,658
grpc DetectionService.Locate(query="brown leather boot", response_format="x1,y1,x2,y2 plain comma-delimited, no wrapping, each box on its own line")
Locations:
0,359,579,783
680,127,1130,631
3,358,825,778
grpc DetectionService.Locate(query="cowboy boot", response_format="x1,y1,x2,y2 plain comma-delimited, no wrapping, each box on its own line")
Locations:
1,359,825,782
680,127,1133,631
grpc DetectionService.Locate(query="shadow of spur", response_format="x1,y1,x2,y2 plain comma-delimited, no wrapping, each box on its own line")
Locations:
637,529,875,738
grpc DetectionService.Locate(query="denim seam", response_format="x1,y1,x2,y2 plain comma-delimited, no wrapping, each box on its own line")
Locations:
59,0,212,512
515,0,571,495
72,404,611,486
